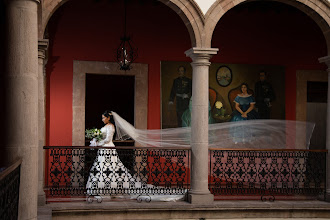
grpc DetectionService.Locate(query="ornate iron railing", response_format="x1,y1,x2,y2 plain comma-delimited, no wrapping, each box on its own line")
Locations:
0,159,22,220
44,146,327,202
209,149,327,201
44,146,190,202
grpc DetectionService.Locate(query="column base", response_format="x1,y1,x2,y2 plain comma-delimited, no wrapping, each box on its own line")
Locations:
187,192,214,204
38,193,46,206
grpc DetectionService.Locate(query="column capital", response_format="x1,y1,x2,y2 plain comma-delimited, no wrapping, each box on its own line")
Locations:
185,47,219,65
38,39,49,60
318,55,330,72
4,0,40,5
185,47,219,56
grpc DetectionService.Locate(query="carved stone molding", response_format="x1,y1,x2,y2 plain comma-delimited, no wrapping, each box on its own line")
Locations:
296,70,327,149
296,70,328,121
72,61,148,146
38,39,49,60
319,55,330,71
185,47,219,65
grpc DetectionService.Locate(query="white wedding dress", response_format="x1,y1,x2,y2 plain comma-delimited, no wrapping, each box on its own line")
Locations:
86,123,186,202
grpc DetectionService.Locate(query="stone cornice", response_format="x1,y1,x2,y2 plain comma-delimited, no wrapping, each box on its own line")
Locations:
319,55,330,65
38,39,49,60
319,55,330,71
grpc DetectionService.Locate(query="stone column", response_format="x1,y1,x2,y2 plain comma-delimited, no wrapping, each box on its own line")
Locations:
319,55,330,201
185,47,218,204
38,39,49,206
3,0,40,219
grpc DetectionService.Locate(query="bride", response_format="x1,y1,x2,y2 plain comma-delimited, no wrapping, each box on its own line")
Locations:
86,110,186,202
86,110,315,202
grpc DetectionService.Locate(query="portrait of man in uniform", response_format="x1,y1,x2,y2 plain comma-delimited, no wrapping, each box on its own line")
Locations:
168,66,192,127
255,71,276,119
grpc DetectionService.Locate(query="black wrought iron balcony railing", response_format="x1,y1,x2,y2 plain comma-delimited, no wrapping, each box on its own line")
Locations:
44,146,327,203
209,149,327,201
43,146,190,203
0,159,22,220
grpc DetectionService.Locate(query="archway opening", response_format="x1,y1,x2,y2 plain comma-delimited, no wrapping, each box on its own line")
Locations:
211,1,327,119
45,0,192,146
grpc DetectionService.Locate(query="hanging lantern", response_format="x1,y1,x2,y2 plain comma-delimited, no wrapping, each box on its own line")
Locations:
116,36,138,71
115,0,138,71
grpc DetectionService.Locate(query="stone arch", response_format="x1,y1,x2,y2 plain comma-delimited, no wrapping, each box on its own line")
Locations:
40,0,69,38
204,0,330,52
40,0,205,47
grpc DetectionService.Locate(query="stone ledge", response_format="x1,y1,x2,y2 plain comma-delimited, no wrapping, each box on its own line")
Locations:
43,200,330,219
47,200,330,210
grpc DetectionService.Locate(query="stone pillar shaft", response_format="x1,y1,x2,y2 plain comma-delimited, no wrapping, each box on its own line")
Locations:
185,47,218,204
319,55,330,201
38,39,49,206
4,0,40,219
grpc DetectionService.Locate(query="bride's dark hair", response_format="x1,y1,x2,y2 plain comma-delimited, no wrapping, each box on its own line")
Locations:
102,110,116,137
102,110,112,118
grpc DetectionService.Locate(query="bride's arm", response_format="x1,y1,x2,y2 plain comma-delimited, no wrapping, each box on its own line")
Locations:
98,125,113,146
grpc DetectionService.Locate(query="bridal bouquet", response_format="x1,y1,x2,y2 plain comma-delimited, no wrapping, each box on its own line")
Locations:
85,128,103,141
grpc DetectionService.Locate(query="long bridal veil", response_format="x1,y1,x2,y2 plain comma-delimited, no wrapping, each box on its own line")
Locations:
111,112,315,149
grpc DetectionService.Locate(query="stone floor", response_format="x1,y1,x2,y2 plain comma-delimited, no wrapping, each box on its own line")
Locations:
38,199,330,220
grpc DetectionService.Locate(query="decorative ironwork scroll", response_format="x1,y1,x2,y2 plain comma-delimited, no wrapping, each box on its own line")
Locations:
209,149,327,200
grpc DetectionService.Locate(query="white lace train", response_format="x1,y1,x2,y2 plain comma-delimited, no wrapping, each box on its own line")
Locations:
86,148,186,202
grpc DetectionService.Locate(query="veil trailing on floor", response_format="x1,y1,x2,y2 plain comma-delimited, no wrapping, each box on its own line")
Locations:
111,111,315,149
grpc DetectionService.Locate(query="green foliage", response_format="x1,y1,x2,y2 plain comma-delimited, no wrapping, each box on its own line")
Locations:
85,128,103,141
